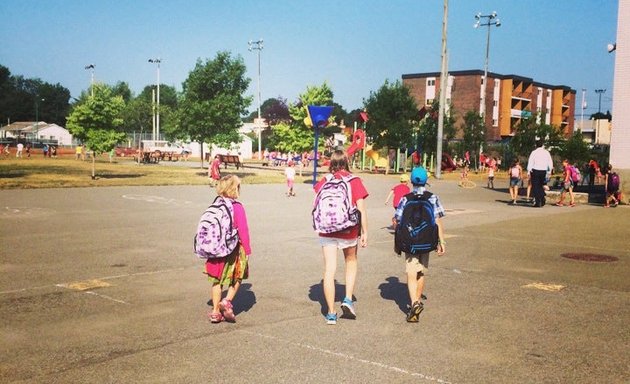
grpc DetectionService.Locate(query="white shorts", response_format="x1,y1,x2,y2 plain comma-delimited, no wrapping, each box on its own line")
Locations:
319,236,358,250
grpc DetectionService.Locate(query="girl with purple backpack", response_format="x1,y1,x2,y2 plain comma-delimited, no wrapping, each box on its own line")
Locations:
312,150,369,325
205,175,251,323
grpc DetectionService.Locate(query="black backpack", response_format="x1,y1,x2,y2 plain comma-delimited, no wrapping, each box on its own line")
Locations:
394,191,438,255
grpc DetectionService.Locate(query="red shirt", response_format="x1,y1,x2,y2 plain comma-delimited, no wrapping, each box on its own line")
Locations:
313,170,369,239
391,183,411,208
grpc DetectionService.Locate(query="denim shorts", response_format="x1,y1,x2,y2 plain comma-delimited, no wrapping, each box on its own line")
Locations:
319,236,358,249
510,177,520,187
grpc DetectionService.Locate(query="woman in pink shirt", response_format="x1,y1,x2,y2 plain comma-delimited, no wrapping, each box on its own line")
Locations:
206,175,252,323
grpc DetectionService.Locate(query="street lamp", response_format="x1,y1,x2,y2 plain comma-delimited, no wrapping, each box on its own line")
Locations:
248,39,264,159
148,58,161,140
84,64,95,97
34,98,45,143
474,11,501,120
595,89,606,114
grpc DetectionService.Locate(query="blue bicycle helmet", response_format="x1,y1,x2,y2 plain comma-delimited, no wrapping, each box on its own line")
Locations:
410,166,428,185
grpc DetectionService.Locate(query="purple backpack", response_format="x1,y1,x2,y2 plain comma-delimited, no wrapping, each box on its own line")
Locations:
194,196,239,259
312,174,359,234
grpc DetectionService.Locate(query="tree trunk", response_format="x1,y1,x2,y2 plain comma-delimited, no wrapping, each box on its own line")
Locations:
91,153,96,180
200,142,204,169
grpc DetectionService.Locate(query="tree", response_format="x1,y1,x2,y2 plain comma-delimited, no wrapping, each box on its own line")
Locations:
269,83,333,153
509,115,564,160
363,80,418,151
175,51,252,166
124,84,178,137
66,83,126,178
561,130,590,165
462,111,486,167
417,100,456,156
0,65,71,126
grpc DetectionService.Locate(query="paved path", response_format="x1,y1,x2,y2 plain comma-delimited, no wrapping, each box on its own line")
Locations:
1,174,628,383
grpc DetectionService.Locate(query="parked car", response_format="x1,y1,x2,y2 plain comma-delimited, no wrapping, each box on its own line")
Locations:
115,146,138,157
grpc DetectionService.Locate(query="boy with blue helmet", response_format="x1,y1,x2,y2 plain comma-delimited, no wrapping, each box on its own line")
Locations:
394,166,446,322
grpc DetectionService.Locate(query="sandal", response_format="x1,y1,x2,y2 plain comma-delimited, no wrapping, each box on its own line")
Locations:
209,311,224,323
219,298,236,322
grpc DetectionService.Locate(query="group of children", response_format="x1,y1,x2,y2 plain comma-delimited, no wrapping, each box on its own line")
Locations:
199,150,446,325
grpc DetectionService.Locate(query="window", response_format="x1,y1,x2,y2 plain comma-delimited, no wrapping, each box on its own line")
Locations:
427,79,435,86
426,99,434,105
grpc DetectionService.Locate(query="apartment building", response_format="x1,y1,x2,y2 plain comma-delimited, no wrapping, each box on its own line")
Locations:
402,70,576,141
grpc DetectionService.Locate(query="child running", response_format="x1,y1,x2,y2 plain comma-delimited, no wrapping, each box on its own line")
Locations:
285,160,296,196
384,174,411,227
205,175,252,323
394,167,445,322
313,150,368,325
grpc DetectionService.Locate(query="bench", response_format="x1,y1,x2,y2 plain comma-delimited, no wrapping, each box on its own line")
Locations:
203,154,243,169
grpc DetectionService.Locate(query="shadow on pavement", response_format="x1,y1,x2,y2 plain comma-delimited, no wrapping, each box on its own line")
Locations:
205,283,257,315
308,280,352,315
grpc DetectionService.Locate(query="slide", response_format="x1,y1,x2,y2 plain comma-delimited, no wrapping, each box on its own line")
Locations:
441,153,456,172
347,129,365,157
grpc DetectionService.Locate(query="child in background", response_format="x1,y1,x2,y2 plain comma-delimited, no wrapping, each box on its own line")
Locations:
205,175,252,323
604,164,620,207
508,159,523,205
555,159,576,207
209,155,221,185
384,174,411,227
285,160,296,196
487,160,496,189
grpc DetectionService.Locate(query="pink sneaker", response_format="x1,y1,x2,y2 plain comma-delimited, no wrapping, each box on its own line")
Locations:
209,311,224,323
219,298,236,322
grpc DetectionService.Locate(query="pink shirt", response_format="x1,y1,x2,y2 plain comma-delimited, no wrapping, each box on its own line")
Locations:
232,201,251,255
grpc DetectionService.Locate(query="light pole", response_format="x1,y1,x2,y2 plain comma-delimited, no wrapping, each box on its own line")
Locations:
34,98,45,143
580,88,587,131
149,58,161,140
595,89,606,114
474,11,501,121
248,39,263,159
84,64,95,97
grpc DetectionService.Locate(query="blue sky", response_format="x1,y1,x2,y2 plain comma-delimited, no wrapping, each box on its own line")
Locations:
0,0,619,117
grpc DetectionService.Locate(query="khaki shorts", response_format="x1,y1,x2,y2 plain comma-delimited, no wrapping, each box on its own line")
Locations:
405,252,429,274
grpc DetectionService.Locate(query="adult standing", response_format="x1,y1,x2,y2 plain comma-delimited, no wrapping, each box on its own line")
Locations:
527,140,553,207
16,142,23,158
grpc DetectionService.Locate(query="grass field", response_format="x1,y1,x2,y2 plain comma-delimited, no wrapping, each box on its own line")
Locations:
0,155,296,189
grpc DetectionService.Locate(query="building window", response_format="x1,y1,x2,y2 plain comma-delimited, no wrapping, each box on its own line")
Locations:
427,79,435,86
492,119,498,126
493,100,498,107
426,99,434,105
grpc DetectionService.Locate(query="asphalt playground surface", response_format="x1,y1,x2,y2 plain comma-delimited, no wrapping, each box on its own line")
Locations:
1,167,629,383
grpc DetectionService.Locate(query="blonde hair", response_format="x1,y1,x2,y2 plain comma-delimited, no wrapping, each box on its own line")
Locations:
328,149,350,173
216,175,240,199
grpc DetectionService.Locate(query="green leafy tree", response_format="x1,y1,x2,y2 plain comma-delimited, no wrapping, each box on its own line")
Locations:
0,65,71,126
462,111,486,167
269,83,333,153
417,100,456,156
363,80,418,151
561,130,590,165
510,115,564,160
66,83,126,178
175,52,252,165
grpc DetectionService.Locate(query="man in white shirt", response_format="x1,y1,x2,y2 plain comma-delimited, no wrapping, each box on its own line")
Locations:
527,140,554,207
16,142,23,158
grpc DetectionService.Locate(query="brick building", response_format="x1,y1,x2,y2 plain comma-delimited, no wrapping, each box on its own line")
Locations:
402,70,576,141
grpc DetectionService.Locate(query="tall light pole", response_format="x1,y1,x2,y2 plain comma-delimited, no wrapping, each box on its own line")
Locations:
34,98,45,143
474,11,501,122
149,58,161,140
595,89,606,114
248,39,263,159
84,64,95,98
580,88,587,131
436,0,449,179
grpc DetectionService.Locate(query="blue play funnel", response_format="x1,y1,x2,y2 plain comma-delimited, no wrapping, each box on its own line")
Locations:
308,105,334,184
307,105,334,128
